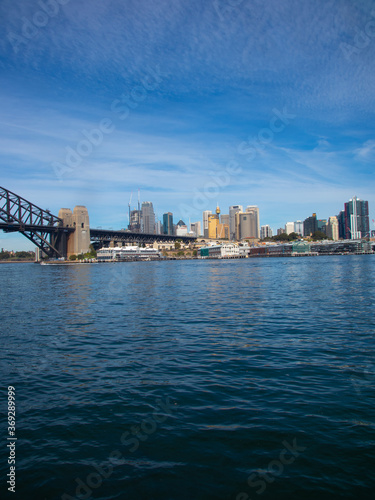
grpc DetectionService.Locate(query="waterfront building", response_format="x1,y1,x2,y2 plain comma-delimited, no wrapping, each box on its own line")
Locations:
294,220,304,235
229,205,243,240
200,243,240,259
285,222,295,235
344,196,369,239
326,216,339,241
163,212,174,235
141,202,155,234
203,210,212,238
97,246,161,261
304,213,318,236
260,225,273,239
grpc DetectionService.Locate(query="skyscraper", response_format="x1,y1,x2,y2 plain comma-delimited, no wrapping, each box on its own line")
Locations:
129,209,141,232
190,221,201,237
285,222,294,235
245,206,260,239
229,205,243,240
141,202,155,234
326,216,339,241
163,212,174,235
203,210,212,238
235,208,260,240
344,196,369,239
303,213,318,236
260,225,273,239
294,221,304,235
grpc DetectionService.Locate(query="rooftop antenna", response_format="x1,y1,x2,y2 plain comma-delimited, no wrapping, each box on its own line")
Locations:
138,188,140,212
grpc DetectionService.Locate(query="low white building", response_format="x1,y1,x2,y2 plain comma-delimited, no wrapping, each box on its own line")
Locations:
200,244,240,259
97,246,161,262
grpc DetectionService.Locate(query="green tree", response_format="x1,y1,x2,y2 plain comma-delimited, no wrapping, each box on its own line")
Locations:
0,251,11,260
311,231,328,241
69,254,77,261
175,242,181,250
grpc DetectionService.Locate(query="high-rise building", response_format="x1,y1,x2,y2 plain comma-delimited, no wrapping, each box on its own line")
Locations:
163,212,174,235
208,206,229,239
229,205,243,240
203,210,212,238
245,206,260,239
141,202,155,234
285,222,294,235
190,221,201,237
317,219,327,234
129,209,141,232
303,213,318,236
344,196,369,239
337,210,345,239
294,221,304,235
326,216,339,241
260,225,273,239
235,208,260,240
221,214,229,226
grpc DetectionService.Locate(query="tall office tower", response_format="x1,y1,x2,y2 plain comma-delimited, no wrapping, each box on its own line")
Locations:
245,205,260,239
221,214,229,226
190,221,201,237
208,206,229,239
235,210,259,240
260,225,273,239
303,213,318,236
229,205,243,240
285,222,295,235
141,201,155,234
155,220,162,235
163,212,174,235
317,219,327,234
326,216,339,241
277,228,285,235
203,210,212,238
294,220,304,235
337,210,346,239
344,196,369,239
129,209,141,232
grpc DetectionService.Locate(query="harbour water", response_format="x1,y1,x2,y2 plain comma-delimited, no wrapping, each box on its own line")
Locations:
1,256,375,499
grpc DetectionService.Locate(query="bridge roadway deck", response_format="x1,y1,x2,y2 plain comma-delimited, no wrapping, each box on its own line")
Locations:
90,228,195,244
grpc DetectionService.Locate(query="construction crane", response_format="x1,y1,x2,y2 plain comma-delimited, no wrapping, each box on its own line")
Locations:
128,191,133,228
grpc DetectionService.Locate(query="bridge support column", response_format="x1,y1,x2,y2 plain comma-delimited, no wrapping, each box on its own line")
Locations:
58,206,90,258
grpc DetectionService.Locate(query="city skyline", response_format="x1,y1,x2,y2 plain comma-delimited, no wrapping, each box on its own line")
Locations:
1,0,375,250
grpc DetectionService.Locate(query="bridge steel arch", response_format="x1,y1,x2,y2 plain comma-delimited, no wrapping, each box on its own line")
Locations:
0,186,72,258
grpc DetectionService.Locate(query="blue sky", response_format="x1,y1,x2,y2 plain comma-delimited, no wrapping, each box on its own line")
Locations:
1,0,375,249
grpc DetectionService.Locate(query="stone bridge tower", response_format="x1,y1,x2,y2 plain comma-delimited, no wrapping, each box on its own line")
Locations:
58,206,90,258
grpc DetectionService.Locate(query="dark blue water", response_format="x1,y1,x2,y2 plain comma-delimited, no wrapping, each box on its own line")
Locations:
1,256,375,500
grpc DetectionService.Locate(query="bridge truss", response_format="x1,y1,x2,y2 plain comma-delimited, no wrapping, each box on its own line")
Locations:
0,186,70,258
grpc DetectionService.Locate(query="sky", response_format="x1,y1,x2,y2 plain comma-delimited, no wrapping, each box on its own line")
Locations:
0,0,375,250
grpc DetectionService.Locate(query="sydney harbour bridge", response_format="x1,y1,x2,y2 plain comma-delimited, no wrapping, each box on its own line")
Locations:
0,186,195,258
